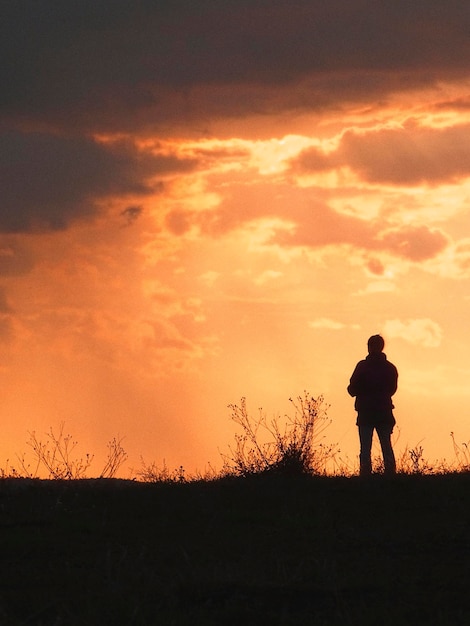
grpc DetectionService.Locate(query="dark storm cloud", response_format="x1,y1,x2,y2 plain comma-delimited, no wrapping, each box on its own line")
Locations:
291,123,470,185
2,1,470,132
0,131,196,232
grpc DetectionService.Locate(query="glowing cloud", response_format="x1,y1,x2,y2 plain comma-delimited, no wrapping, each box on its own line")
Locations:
383,319,443,348
309,318,360,331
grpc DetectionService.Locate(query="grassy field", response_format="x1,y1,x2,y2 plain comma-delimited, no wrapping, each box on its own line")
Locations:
0,472,469,625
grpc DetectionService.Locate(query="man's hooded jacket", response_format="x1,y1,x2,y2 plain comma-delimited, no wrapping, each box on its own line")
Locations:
347,352,398,426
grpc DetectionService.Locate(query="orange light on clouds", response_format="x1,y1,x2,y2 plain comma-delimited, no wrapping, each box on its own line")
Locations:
0,112,468,476
2,114,469,475
3,5,470,476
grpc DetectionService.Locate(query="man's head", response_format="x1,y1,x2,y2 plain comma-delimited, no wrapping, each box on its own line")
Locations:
367,334,385,354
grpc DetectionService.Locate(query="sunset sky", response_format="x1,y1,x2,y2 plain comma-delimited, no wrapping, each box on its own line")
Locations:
2,1,470,476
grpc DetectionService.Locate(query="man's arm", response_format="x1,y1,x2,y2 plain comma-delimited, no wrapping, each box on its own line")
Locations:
347,362,363,397
388,364,398,396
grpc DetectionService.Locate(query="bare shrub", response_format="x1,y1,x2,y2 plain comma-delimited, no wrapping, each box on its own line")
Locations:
99,437,128,479
21,423,93,479
12,423,127,479
222,392,337,477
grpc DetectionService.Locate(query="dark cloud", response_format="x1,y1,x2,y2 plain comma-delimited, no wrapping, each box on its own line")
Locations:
292,123,470,185
340,124,470,185
434,97,470,112
0,284,14,342
0,131,196,232
2,1,470,133
120,205,144,226
190,146,251,162
291,147,334,173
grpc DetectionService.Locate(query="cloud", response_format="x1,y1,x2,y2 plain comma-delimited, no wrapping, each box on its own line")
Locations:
291,123,470,186
199,271,220,287
425,238,470,279
270,201,448,262
0,239,34,275
0,131,196,232
365,258,386,275
253,270,283,285
383,318,443,348
165,210,195,236
184,177,449,265
354,281,396,296
379,225,449,262
3,2,470,133
309,318,344,330
120,205,144,226
340,124,470,185
309,318,359,330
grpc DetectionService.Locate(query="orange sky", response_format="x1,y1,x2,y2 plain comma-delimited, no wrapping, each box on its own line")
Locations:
2,2,470,475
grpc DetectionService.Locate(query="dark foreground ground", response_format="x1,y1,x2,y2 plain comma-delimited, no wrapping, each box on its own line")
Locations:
0,472,469,625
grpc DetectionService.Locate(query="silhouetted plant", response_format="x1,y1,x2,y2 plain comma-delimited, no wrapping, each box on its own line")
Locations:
337,438,467,477
0,459,27,479
12,423,127,479
450,432,470,471
99,436,128,478
408,445,432,474
21,423,93,479
395,444,433,474
137,458,186,483
222,392,337,476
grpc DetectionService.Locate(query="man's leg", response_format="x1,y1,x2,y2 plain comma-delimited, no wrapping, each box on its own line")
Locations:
376,426,396,475
358,424,374,476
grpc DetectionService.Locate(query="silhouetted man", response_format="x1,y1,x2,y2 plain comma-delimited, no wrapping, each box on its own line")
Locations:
347,335,398,476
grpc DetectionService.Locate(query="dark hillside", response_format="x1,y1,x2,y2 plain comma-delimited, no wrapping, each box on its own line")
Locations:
0,473,469,625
